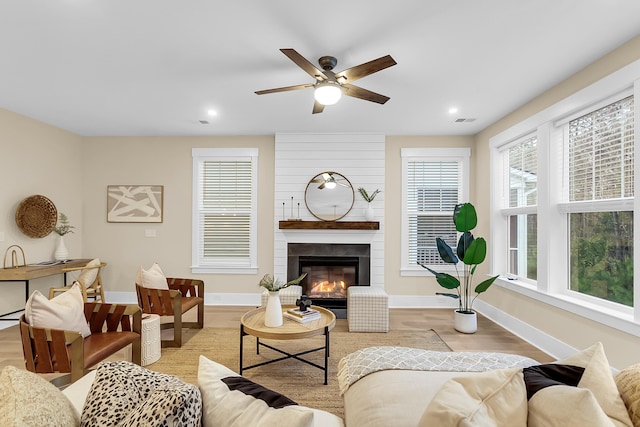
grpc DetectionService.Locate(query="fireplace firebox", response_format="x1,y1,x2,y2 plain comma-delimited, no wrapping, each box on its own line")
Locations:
287,243,370,318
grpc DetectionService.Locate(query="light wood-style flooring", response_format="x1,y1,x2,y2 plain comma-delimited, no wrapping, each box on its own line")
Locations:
0,306,554,372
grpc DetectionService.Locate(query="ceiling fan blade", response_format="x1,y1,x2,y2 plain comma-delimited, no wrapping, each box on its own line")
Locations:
342,83,390,104
335,55,396,83
280,48,328,81
255,83,313,95
312,100,325,114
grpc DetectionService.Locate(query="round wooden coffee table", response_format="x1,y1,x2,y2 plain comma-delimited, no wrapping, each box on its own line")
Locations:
239,305,336,384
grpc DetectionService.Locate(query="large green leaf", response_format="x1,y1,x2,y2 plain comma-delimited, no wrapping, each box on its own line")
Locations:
453,203,477,233
456,231,474,261
436,237,458,264
422,266,460,289
462,237,487,265
474,275,499,294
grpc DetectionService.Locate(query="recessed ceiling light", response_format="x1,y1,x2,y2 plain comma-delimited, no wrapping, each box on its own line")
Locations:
207,110,217,117
448,107,458,114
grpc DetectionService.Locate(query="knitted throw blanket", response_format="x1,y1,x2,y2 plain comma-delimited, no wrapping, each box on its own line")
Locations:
337,346,538,395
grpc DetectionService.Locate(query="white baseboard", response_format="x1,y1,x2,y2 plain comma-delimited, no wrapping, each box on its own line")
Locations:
474,299,576,361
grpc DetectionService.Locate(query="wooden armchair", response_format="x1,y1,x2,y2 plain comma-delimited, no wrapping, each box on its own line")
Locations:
49,261,107,302
136,278,204,348
19,302,141,386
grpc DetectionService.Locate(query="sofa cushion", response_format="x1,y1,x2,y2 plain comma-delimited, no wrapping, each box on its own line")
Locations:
197,355,314,427
24,282,91,338
418,367,528,426
616,363,640,427
136,262,169,289
0,365,79,427
535,342,632,427
77,258,101,286
81,361,201,427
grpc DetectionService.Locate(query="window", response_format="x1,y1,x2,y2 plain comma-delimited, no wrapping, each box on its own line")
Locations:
564,96,634,306
501,135,538,281
192,148,258,274
401,148,470,275
489,63,639,334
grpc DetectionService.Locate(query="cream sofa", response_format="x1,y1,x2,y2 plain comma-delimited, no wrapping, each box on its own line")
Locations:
338,344,640,427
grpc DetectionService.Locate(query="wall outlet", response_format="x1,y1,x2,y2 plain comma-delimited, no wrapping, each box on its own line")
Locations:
144,229,157,238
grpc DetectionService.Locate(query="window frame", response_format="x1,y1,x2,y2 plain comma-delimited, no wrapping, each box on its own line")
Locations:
489,59,640,337
400,147,471,276
191,147,259,274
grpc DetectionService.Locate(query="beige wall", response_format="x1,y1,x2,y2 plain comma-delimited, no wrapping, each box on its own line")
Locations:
81,136,275,297
474,34,640,368
0,108,83,314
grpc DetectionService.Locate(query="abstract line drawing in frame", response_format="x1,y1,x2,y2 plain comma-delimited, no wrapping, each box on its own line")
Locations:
107,185,164,223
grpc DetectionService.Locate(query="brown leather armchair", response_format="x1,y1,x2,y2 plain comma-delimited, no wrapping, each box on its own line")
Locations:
19,302,141,386
136,277,204,348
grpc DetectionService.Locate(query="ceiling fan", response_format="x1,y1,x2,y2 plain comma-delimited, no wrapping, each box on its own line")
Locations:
311,172,349,189
255,48,397,114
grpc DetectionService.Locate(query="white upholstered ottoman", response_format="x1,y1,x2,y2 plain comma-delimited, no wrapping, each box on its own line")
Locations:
260,285,303,306
347,287,389,332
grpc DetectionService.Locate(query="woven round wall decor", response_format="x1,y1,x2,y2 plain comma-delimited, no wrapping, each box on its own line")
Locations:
15,195,58,238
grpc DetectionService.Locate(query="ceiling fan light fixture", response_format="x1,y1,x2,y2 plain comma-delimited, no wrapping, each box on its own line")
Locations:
314,81,342,105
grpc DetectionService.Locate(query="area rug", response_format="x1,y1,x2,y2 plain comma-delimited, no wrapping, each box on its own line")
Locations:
148,322,451,419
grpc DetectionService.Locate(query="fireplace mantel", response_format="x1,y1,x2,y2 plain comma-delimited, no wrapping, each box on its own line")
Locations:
279,220,379,230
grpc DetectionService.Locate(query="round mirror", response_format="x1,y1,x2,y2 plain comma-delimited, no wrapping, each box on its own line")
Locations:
304,172,354,221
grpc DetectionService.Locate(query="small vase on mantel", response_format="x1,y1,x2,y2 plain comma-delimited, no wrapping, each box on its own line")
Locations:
264,291,283,327
364,203,375,221
54,235,69,261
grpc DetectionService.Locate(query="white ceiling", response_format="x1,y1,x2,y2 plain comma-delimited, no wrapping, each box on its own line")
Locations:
1,1,640,137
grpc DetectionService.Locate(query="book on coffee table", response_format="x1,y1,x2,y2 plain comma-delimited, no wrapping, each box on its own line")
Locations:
284,311,321,323
287,308,320,318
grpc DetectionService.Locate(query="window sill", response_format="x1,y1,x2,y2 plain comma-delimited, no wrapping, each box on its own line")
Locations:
191,266,258,275
494,277,640,337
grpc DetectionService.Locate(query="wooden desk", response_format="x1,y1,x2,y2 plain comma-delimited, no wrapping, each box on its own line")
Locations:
0,259,90,320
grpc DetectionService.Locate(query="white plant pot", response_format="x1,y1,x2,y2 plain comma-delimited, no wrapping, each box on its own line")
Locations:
364,203,375,221
264,291,283,327
453,310,477,334
54,235,69,261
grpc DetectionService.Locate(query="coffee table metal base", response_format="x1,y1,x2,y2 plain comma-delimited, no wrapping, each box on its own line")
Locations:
239,325,331,385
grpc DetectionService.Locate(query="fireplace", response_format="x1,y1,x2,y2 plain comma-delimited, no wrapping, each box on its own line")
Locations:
287,243,370,318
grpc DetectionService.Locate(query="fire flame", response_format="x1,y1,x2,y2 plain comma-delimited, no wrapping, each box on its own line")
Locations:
309,280,347,297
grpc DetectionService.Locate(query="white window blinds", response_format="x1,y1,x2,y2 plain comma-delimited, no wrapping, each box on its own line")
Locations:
508,136,538,207
569,96,634,202
407,160,461,266
192,148,258,272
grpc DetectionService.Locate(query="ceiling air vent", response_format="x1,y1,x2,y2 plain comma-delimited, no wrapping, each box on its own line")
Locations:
454,118,476,123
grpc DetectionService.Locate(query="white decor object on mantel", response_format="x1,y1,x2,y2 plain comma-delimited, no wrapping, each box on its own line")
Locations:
264,291,283,327
54,236,69,261
364,203,375,221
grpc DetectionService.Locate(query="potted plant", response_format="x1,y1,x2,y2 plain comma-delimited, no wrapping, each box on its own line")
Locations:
53,213,75,261
420,202,498,333
357,187,380,221
258,273,307,327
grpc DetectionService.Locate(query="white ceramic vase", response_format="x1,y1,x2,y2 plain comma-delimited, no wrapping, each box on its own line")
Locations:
453,310,477,334
54,235,69,261
264,291,283,327
364,203,375,221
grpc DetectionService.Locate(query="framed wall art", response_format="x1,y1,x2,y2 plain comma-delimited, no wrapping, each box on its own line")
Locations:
107,185,164,223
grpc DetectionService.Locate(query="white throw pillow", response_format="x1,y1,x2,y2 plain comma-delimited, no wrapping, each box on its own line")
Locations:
197,355,314,427
136,262,169,289
77,258,101,286
25,282,91,338
0,365,79,427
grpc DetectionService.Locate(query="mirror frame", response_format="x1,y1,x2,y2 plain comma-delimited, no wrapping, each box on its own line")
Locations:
304,171,355,221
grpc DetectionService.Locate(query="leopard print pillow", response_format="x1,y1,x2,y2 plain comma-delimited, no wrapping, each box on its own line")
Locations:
81,361,201,427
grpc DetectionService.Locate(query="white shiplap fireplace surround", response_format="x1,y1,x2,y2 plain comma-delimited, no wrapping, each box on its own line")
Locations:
273,133,385,290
